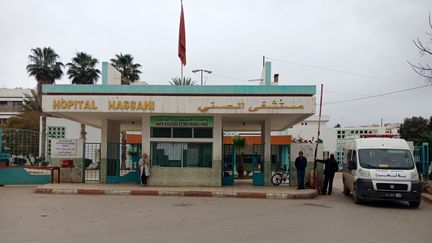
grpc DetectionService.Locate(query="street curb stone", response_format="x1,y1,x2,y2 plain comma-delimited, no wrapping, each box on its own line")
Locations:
236,192,267,199
35,186,319,200
77,189,105,195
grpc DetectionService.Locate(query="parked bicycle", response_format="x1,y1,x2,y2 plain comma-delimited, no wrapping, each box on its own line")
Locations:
271,168,289,186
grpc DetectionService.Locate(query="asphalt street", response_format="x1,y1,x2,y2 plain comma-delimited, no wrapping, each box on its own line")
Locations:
1,175,431,243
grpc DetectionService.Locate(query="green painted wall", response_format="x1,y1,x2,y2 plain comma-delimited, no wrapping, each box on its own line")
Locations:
0,168,50,185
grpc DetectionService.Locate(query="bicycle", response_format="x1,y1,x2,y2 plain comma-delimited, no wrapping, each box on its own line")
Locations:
271,168,289,186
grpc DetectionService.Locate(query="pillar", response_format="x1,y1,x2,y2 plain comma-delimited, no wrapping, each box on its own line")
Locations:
213,115,222,186
141,115,151,156
100,119,120,183
261,118,271,185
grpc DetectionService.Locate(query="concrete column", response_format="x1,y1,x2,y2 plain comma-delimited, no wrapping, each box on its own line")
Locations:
100,119,120,183
141,115,151,156
261,118,271,185
212,115,222,186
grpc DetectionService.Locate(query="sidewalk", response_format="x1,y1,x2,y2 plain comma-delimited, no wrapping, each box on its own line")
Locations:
35,183,318,200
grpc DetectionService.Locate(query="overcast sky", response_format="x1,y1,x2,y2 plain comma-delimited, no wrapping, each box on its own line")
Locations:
0,0,431,126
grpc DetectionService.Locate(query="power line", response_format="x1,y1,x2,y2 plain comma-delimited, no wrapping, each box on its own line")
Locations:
211,73,249,82
323,84,431,105
266,56,421,85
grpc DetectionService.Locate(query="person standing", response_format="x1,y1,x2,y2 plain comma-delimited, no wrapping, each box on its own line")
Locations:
139,153,151,186
316,154,338,195
295,151,307,189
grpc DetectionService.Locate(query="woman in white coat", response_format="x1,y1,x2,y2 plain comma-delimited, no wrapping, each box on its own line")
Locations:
139,153,150,186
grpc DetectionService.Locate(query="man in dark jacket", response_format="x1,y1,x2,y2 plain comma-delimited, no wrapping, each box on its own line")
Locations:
316,154,338,195
295,151,307,189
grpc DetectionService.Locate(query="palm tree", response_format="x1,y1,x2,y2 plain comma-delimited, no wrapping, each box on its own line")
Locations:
233,136,246,178
110,53,141,84
66,52,100,84
169,77,197,85
21,89,41,113
67,52,101,141
26,47,64,162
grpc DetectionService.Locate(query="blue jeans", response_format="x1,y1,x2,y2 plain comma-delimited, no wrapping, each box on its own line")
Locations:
297,170,305,188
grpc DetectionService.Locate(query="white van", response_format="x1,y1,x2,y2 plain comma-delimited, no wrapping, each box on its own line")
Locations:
342,138,421,208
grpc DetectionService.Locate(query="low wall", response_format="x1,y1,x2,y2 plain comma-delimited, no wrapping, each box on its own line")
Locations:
51,158,84,183
0,167,51,185
149,160,222,187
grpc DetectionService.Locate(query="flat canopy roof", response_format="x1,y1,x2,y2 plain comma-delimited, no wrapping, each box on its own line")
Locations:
43,84,316,96
42,84,316,131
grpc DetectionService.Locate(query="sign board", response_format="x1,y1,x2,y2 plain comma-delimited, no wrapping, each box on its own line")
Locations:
151,116,213,127
52,139,78,157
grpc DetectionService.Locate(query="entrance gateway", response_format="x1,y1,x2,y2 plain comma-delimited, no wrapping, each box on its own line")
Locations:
41,62,316,186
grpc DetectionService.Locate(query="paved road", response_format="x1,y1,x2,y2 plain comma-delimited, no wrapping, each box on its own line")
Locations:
1,176,431,243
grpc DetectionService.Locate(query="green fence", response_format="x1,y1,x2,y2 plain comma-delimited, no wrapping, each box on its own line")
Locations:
414,142,430,180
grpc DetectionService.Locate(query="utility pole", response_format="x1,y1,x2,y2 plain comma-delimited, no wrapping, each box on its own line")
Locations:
192,69,212,85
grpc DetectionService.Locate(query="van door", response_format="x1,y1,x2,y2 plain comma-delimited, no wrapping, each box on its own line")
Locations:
343,149,356,191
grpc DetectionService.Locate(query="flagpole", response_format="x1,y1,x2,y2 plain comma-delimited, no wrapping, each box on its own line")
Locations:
313,84,324,190
181,64,184,80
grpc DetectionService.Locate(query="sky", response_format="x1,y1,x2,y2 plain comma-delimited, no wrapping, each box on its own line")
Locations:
0,0,431,127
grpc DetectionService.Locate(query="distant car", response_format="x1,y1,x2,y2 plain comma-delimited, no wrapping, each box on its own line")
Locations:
85,159,93,168
13,157,27,165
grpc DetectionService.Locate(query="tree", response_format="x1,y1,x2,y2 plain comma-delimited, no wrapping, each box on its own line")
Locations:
169,77,197,85
26,47,64,161
67,52,101,141
399,116,431,145
232,136,246,178
21,89,41,113
66,52,100,84
408,13,432,83
110,53,141,84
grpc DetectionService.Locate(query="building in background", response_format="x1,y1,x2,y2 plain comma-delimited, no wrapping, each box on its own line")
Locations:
281,115,401,164
0,88,30,124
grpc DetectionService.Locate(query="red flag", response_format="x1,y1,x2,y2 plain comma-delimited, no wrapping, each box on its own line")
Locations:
178,1,186,65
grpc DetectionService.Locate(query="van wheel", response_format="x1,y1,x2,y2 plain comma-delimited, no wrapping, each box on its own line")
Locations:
353,187,362,204
409,200,421,208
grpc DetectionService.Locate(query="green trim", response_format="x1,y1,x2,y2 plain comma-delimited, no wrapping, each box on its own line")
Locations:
43,84,316,95
102,62,108,85
265,61,272,86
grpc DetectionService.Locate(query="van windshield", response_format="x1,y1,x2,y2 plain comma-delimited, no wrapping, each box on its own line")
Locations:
358,149,414,170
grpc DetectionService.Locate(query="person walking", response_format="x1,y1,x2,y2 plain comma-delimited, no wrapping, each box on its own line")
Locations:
139,153,151,186
295,151,307,189
316,154,338,195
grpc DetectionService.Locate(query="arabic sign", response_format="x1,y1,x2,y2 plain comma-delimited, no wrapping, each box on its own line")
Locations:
197,100,304,113
151,116,213,127
51,139,78,157
43,95,314,115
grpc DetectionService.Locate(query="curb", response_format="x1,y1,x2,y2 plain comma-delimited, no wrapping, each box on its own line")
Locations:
35,187,319,200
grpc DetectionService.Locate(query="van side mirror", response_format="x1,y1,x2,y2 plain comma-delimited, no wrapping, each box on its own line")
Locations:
415,161,423,173
348,160,357,170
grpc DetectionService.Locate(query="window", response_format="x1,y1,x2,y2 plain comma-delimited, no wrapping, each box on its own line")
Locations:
151,142,212,168
151,128,171,138
151,127,213,138
47,126,65,157
0,101,7,107
12,101,22,108
173,128,192,138
193,128,213,138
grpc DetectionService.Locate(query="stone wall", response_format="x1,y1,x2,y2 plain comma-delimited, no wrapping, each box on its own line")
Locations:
148,160,222,187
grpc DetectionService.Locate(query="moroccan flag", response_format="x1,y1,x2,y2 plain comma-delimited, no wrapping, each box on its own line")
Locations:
178,1,186,65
